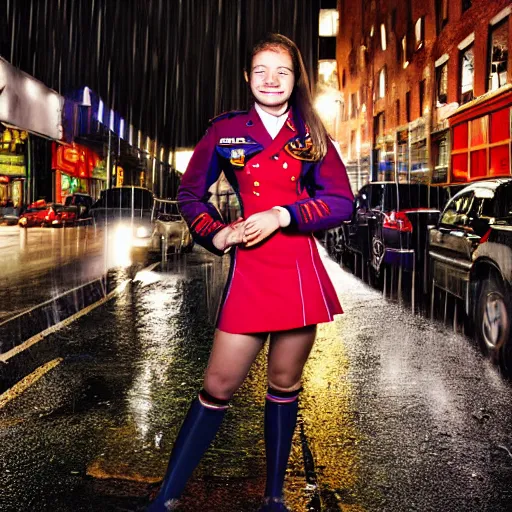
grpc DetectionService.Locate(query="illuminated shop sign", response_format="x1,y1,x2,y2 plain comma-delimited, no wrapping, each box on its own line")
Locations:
52,142,103,179
0,128,27,176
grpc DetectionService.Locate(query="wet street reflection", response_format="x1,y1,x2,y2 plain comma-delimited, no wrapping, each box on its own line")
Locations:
0,240,511,511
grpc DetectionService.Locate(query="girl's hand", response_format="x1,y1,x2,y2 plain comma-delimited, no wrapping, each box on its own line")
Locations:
243,209,281,247
212,218,246,251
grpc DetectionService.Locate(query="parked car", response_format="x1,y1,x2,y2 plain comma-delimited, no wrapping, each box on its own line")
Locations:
63,193,93,222
149,198,194,255
428,177,512,370
18,200,75,228
335,182,448,278
90,186,154,249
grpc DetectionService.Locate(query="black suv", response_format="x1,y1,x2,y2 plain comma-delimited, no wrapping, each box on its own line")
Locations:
428,178,512,370
332,183,447,277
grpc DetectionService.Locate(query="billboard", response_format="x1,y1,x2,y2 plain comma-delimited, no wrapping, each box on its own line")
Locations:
0,57,63,140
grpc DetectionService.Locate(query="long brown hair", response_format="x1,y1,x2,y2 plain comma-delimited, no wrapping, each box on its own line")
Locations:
245,33,328,161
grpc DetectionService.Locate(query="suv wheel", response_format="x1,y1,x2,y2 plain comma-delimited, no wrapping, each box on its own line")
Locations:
475,272,511,372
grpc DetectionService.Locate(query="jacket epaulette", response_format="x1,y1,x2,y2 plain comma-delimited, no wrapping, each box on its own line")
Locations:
208,110,248,125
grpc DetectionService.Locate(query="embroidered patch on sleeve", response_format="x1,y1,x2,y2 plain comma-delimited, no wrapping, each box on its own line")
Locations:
298,199,331,224
190,212,223,236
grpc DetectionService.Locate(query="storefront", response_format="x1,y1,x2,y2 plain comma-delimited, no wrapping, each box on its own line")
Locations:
373,134,395,182
0,57,63,211
0,126,28,216
396,128,409,183
409,118,429,184
52,142,106,203
448,85,512,183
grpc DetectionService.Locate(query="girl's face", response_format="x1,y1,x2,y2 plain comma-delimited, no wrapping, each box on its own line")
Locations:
248,47,295,115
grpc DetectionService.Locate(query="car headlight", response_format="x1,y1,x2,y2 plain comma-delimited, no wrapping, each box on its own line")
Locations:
136,226,150,238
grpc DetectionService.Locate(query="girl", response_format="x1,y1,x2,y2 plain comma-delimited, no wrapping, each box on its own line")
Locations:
149,33,353,511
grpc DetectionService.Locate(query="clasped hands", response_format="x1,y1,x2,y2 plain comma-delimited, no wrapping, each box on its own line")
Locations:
213,208,283,251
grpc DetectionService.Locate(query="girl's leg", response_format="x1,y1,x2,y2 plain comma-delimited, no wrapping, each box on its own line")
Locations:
149,329,266,511
262,325,317,508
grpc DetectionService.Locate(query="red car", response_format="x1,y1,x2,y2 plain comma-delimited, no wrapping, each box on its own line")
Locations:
18,200,77,228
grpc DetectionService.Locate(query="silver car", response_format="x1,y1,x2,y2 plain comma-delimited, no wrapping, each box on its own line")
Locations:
150,198,194,256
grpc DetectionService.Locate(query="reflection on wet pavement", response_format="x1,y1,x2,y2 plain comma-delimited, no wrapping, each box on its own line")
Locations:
0,244,511,511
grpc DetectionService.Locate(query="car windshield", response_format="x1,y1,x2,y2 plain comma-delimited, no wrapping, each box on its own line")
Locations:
94,188,153,209
154,200,181,216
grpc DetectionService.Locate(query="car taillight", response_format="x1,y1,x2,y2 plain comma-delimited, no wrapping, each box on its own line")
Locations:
383,211,413,232
479,228,491,244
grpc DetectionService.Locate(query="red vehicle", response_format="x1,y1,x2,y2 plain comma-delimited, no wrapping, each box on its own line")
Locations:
18,200,77,228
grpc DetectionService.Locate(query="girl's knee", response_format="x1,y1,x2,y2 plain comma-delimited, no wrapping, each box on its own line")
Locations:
203,372,240,400
267,375,302,392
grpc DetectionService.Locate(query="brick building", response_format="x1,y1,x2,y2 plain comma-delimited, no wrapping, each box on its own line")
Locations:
334,0,511,191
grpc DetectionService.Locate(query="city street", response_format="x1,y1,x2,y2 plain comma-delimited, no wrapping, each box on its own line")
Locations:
0,241,511,512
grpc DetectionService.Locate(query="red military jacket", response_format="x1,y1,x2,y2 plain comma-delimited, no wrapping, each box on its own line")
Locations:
178,106,354,255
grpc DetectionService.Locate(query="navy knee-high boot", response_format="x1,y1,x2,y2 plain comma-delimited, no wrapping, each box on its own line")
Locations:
261,387,301,511
148,390,228,511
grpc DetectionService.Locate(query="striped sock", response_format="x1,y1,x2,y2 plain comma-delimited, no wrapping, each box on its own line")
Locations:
198,388,230,410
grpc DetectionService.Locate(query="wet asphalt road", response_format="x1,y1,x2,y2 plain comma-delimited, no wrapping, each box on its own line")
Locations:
0,242,512,512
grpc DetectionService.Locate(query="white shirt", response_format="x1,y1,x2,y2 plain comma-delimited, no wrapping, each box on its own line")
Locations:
254,103,289,139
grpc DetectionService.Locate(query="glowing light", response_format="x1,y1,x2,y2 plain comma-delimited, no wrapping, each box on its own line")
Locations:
24,78,40,100
119,118,125,139
175,149,194,173
98,100,104,123
319,9,339,37
109,109,115,131
380,24,387,51
82,86,91,106
379,68,386,98
109,225,132,268
318,60,338,87
136,226,149,238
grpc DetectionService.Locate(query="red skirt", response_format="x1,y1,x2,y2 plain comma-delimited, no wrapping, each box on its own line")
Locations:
217,230,342,334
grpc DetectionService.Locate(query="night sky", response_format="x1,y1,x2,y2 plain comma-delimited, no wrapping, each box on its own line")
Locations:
1,0,321,149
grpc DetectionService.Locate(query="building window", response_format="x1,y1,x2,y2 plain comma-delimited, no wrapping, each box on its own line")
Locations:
374,112,386,138
319,9,339,37
460,44,475,104
436,61,448,105
406,91,411,122
350,92,359,119
402,36,409,68
488,18,509,92
415,17,425,50
378,67,386,98
349,43,357,77
318,60,339,87
436,0,449,33
462,0,472,13
396,99,401,125
380,23,387,51
432,133,449,183
419,79,426,117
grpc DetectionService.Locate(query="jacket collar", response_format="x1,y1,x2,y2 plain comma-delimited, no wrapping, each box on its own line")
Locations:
245,104,298,147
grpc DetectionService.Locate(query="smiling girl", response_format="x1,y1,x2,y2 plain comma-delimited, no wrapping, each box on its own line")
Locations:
149,34,353,512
